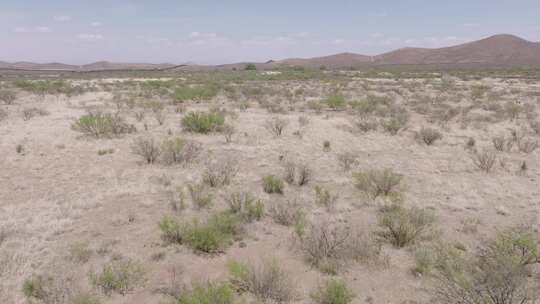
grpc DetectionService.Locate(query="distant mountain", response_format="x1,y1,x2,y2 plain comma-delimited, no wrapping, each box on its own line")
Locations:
1,34,539,71
274,34,540,67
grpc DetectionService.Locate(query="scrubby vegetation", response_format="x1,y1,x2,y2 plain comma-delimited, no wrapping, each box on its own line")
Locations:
181,111,225,133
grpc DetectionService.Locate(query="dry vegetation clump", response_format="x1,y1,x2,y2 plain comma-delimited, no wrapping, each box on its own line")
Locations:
264,116,289,137
380,110,409,135
262,175,285,194
336,152,357,171
324,94,347,111
181,111,225,133
90,258,145,296
353,168,403,199
225,192,264,222
22,274,75,304
433,227,540,304
131,136,161,164
269,199,304,227
311,278,354,304
471,149,497,173
222,123,236,143
314,185,339,211
352,117,379,133
492,135,513,152
378,203,436,247
0,107,7,121
202,156,239,187
228,258,296,303
187,182,213,209
415,127,443,145
72,112,135,138
22,107,49,121
283,161,312,186
0,90,17,105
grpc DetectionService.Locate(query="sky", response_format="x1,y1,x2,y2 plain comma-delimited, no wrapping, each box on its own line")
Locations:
0,0,539,65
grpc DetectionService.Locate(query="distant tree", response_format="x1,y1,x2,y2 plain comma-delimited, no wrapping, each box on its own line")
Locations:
244,63,257,71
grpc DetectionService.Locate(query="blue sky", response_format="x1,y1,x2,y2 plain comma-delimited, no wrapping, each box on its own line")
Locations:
1,0,539,64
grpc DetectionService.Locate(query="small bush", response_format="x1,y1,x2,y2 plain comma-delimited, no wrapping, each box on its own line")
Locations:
415,127,442,145
181,111,225,133
159,215,184,243
173,84,220,103
131,137,161,164
471,149,497,173
269,199,304,227
22,274,71,303
90,258,145,296
187,182,213,210
378,203,436,247
325,95,347,110
353,168,403,199
223,124,235,143
72,112,134,138
262,175,285,194
184,211,243,253
0,90,16,105
414,245,435,275
202,157,239,187
161,137,186,164
311,278,354,304
228,259,296,303
69,242,93,263
69,292,101,304
264,116,289,137
225,192,264,222
353,117,378,133
22,107,49,121
314,185,338,211
517,138,539,154
492,135,512,152
337,152,357,171
380,111,409,135
177,282,234,304
283,161,311,186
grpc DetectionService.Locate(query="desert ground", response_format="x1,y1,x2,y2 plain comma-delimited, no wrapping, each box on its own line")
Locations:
1,69,540,304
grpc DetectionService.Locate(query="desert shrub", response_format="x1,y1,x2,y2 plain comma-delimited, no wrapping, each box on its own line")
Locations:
22,274,72,304
173,84,220,103
269,199,304,227
353,168,403,199
336,152,357,171
72,112,134,138
159,215,184,243
517,138,539,153
529,120,540,135
380,111,409,135
264,116,289,136
283,161,311,186
414,245,435,275
228,259,296,303
131,137,161,164
298,115,310,127
181,111,225,133
225,192,264,222
69,292,101,304
90,258,145,296
161,137,185,164
69,242,93,263
353,117,379,133
202,157,239,187
325,94,347,110
146,100,166,125
187,182,213,210
434,227,540,304
504,101,523,120
262,175,285,194
311,278,354,304
314,185,338,211
323,140,331,151
244,63,257,71
492,135,512,152
97,148,114,156
183,211,243,253
223,124,235,143
378,203,436,247
22,107,49,121
415,127,442,145
471,149,497,173
0,90,16,105
176,282,234,304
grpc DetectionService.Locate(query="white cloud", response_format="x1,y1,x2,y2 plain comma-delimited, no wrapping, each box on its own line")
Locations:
77,33,104,41
91,22,102,27
14,26,52,33
54,15,72,22
189,32,217,38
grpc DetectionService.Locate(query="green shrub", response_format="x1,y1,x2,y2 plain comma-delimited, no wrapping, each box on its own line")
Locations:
314,185,338,210
184,211,242,253
414,245,435,275
131,137,161,164
262,175,285,194
177,282,234,304
311,278,354,304
187,183,213,210
72,112,134,138
181,111,225,133
415,127,443,145
353,168,403,199
69,241,93,263
325,95,347,110
228,259,296,303
173,84,220,103
159,215,184,243
378,203,436,247
226,192,264,222
90,258,145,296
244,63,257,71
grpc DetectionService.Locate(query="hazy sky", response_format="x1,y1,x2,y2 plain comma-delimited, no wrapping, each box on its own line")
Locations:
1,0,539,64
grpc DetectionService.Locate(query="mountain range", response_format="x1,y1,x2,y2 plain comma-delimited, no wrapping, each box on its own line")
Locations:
1,34,539,71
